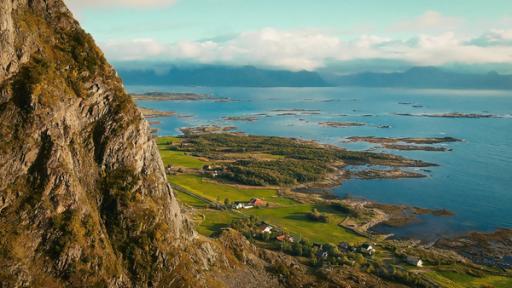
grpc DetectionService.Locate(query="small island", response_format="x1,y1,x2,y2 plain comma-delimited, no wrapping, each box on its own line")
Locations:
395,112,500,119
351,169,427,179
320,121,366,128
381,144,452,152
138,107,176,118
272,109,322,116
348,136,462,145
223,115,259,122
180,125,238,135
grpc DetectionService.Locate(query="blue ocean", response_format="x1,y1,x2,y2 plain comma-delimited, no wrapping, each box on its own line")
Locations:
128,86,512,240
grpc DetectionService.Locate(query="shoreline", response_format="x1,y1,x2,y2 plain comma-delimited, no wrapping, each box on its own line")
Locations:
157,130,511,274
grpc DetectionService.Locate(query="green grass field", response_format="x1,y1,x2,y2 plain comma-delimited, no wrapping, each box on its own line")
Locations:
195,209,242,237
244,204,365,244
169,174,363,244
160,150,206,169
175,190,208,208
425,268,512,288
156,136,182,146
169,174,297,206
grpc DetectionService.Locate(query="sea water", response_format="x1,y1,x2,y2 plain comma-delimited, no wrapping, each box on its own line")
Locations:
128,85,512,240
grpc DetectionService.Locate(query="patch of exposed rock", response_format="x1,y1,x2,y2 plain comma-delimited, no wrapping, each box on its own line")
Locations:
0,0,203,286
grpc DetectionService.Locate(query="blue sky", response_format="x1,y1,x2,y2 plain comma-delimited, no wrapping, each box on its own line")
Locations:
65,0,512,72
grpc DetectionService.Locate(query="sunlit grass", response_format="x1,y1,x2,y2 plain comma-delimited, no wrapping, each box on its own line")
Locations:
160,150,206,169
195,209,242,237
244,205,364,244
169,174,296,206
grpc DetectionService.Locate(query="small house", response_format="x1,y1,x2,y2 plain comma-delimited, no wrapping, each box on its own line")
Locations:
360,243,376,255
316,251,329,260
258,224,273,234
233,202,254,210
250,198,267,207
276,235,295,243
406,256,423,267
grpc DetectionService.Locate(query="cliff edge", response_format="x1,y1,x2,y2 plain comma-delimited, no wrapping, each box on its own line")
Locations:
0,0,196,286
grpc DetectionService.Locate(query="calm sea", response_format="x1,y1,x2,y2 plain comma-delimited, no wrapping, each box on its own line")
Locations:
128,85,512,240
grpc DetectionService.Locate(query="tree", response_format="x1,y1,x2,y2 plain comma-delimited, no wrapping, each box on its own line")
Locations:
292,242,303,256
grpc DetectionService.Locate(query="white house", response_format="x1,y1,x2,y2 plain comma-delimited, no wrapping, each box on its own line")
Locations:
406,256,423,267
258,224,273,234
233,202,254,209
316,251,329,260
360,243,376,255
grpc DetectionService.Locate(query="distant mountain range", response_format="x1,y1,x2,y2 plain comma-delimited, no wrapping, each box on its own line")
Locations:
117,65,328,87
117,64,512,90
331,67,512,90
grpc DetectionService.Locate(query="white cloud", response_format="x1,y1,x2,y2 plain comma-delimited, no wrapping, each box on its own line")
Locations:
102,28,343,71
95,6,512,71
99,26,512,71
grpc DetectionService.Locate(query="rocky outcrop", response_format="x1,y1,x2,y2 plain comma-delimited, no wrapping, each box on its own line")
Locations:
0,0,16,82
0,0,198,286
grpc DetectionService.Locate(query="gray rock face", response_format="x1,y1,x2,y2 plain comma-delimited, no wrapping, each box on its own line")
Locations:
0,0,16,81
0,0,195,286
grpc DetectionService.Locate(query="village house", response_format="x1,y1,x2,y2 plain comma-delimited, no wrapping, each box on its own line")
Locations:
202,165,224,178
276,234,295,243
202,166,217,177
316,250,329,260
406,256,423,267
233,202,254,209
165,164,173,175
258,224,273,234
233,198,267,209
203,165,214,171
360,243,376,255
249,198,267,207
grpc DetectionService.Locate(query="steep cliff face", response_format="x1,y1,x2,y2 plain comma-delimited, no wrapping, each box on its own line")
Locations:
0,0,196,286
0,2,421,287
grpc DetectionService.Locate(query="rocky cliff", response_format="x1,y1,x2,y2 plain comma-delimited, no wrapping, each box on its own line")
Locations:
0,1,446,287
0,0,199,286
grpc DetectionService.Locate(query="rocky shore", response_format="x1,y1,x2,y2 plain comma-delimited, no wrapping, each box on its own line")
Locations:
436,229,512,269
382,143,452,152
138,107,176,118
181,125,238,135
350,168,427,179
